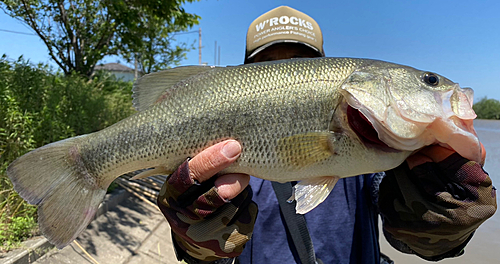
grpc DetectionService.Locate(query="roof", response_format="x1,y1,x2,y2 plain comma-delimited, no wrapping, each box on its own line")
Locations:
95,63,134,72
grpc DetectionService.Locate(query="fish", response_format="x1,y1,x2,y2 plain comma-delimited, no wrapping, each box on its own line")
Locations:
7,57,481,248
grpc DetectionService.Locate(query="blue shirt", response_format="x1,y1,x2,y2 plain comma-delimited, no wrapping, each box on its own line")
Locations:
238,174,381,264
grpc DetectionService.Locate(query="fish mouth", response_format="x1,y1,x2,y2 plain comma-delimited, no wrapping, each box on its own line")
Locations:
347,105,400,152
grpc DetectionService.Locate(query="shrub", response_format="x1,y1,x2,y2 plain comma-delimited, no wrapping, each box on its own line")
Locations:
473,97,500,120
0,55,135,251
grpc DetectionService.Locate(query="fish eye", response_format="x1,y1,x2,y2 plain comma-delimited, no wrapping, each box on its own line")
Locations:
423,72,439,86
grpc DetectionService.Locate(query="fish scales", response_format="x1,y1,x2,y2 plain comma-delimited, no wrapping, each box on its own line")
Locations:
7,57,481,248
75,58,358,185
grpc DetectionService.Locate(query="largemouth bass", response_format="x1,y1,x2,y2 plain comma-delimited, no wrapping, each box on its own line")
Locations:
7,57,480,248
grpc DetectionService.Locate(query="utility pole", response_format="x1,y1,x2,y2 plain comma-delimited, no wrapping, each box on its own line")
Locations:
198,28,202,65
214,41,217,66
134,54,138,79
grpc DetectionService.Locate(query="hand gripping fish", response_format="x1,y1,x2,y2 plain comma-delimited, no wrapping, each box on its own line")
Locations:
7,57,481,248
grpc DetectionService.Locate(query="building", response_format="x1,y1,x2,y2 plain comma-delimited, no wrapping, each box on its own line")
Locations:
94,63,141,82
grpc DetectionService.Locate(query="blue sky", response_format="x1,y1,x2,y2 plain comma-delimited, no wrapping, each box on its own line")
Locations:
1,0,499,101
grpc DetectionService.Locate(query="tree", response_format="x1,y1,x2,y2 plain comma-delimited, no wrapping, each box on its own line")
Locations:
128,14,195,74
0,0,200,77
473,97,500,120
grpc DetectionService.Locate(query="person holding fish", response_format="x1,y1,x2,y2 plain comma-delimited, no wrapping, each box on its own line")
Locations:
158,6,497,264
6,5,496,264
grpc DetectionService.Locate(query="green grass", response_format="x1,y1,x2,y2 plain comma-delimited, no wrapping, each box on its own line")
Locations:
0,203,38,252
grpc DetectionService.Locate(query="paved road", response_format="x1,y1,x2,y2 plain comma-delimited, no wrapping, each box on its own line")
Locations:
33,196,179,264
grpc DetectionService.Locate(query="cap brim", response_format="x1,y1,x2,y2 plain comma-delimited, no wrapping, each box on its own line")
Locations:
245,40,324,64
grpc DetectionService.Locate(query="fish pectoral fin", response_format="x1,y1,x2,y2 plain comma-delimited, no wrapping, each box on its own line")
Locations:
132,66,220,111
278,132,338,169
130,166,172,180
291,176,340,214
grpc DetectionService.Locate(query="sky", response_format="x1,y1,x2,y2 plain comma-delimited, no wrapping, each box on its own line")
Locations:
1,0,499,101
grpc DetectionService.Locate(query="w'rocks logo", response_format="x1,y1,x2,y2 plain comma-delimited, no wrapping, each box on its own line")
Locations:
255,16,314,32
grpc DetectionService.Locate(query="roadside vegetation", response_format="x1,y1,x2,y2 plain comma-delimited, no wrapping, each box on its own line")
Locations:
0,56,135,251
473,97,500,120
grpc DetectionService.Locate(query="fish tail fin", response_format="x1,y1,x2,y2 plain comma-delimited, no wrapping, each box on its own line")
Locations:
7,135,106,249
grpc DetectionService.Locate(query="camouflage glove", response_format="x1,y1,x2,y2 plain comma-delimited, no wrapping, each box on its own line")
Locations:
157,159,258,262
379,152,497,261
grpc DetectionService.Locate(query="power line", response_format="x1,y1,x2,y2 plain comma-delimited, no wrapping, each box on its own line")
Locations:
0,28,197,36
0,28,36,36
173,30,199,36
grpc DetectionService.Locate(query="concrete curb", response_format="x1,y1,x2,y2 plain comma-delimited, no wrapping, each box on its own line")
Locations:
0,188,131,264
0,238,53,264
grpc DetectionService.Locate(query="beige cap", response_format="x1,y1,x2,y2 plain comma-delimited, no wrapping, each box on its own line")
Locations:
245,6,324,63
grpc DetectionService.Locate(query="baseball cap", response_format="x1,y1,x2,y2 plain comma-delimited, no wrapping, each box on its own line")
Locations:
245,6,324,63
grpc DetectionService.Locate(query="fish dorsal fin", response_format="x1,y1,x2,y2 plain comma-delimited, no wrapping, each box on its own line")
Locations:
132,66,218,111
